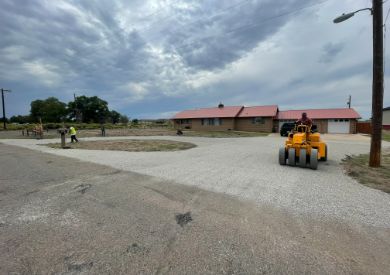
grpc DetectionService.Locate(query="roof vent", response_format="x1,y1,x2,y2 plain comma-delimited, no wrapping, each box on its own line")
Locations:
218,102,224,108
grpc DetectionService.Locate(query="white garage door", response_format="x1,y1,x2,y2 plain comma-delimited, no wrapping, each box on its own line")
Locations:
328,119,350,134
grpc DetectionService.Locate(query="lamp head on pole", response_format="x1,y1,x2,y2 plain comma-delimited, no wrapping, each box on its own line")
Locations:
333,12,355,23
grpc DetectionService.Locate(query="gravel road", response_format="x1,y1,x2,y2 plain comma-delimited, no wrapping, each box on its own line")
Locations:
1,143,390,274
2,134,390,229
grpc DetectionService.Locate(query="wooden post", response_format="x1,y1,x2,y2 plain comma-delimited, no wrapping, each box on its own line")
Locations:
369,0,384,167
61,132,66,148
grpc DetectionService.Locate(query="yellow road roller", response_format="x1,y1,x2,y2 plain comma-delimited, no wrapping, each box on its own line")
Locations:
279,124,327,170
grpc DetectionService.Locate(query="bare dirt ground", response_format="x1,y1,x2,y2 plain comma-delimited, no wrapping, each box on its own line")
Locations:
0,128,269,140
1,144,390,274
0,128,177,139
46,139,196,152
342,148,390,193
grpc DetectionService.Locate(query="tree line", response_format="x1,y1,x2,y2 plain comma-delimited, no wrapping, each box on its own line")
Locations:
10,96,129,124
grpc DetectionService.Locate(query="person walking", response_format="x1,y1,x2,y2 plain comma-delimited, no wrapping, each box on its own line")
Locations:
69,126,79,143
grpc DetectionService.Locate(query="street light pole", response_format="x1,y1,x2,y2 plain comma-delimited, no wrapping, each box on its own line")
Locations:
1,88,11,130
333,0,384,167
369,0,384,167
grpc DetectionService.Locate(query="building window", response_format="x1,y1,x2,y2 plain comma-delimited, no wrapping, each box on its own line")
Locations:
179,119,191,124
252,117,265,124
201,118,222,126
215,118,222,125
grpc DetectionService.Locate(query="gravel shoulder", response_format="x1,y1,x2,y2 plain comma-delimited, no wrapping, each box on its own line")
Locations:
2,135,390,230
1,144,390,274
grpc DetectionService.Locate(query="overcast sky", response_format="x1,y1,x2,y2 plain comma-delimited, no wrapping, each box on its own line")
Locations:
1,0,389,119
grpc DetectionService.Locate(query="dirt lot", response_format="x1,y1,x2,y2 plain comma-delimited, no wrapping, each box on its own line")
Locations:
46,139,196,152
342,148,390,193
0,128,268,139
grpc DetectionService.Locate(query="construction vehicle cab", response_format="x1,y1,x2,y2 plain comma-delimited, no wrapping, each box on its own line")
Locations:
279,124,327,170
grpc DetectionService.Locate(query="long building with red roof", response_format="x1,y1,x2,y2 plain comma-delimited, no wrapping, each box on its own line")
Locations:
172,103,361,134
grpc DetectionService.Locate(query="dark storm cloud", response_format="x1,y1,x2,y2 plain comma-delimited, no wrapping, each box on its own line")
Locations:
1,0,385,119
0,0,150,86
157,0,316,70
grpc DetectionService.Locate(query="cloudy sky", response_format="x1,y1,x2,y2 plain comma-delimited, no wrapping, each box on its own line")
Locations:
1,0,389,119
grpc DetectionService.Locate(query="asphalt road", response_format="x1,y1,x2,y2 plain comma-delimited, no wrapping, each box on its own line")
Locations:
1,143,390,274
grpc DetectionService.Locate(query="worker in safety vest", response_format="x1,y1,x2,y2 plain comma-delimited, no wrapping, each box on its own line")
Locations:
69,126,79,143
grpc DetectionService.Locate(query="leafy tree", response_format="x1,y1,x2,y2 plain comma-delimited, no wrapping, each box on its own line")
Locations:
10,115,32,124
110,110,121,124
0,117,8,123
68,96,109,123
30,97,67,122
119,115,129,124
132,119,139,125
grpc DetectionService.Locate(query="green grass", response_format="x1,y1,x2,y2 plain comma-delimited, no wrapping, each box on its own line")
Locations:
342,149,390,193
383,131,390,142
45,139,196,152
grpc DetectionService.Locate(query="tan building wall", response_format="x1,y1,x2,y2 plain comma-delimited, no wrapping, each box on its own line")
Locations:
349,119,357,134
173,120,191,129
383,110,390,125
312,119,328,134
235,117,273,132
173,117,357,133
173,118,235,131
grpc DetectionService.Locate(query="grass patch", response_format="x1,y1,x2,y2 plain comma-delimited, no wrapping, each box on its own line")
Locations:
383,131,390,142
181,130,269,138
342,149,390,193
45,139,196,152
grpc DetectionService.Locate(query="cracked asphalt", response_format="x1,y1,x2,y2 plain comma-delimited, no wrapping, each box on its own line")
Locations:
1,135,390,274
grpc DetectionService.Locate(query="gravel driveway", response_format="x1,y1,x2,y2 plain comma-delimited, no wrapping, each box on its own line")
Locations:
2,134,390,228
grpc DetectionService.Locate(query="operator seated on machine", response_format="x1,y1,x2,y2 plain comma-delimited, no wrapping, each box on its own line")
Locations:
295,112,312,132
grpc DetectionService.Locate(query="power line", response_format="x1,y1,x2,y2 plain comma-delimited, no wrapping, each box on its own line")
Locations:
170,0,331,52
384,5,390,24
128,0,188,33
176,0,251,31
142,0,252,34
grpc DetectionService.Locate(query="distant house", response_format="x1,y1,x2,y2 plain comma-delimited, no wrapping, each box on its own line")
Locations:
172,104,361,134
172,104,278,132
277,108,361,134
384,107,390,130
235,105,278,132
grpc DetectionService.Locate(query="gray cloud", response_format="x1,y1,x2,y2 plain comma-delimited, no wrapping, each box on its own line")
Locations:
156,0,316,70
318,42,344,63
0,0,388,119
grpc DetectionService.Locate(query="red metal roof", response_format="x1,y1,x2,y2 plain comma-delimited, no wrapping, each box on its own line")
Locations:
277,108,361,120
237,105,278,117
173,106,244,119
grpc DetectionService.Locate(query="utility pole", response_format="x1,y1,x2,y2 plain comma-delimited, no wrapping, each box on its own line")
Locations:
1,88,11,130
369,0,384,167
347,95,351,108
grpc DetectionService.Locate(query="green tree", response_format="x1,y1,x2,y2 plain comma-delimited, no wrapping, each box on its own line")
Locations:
110,110,121,124
10,115,32,124
30,97,67,122
68,96,110,123
119,115,129,124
